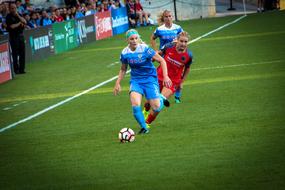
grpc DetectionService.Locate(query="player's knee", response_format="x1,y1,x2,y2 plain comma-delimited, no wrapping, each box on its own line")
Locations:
152,100,164,113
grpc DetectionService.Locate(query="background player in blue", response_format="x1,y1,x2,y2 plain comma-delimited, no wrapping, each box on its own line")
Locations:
113,29,172,134
150,10,184,103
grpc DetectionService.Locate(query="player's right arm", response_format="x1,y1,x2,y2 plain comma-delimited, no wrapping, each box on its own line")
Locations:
114,64,127,96
152,53,172,88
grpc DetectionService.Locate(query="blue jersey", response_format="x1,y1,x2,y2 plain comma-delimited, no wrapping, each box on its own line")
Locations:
120,43,157,83
153,23,183,49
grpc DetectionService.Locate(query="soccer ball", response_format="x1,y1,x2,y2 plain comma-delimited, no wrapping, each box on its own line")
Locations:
118,128,135,143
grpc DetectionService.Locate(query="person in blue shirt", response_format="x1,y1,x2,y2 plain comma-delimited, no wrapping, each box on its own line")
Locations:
150,10,184,103
39,10,52,26
113,29,172,134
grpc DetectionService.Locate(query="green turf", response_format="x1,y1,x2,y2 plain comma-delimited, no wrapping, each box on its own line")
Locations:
0,11,285,189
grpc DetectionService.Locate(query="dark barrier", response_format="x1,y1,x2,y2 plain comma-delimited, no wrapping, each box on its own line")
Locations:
23,8,128,64
52,20,78,54
95,11,113,40
76,14,96,45
0,35,12,84
24,25,54,63
111,7,129,35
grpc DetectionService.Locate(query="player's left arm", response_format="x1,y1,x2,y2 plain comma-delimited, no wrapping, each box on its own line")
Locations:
181,66,190,85
180,51,193,85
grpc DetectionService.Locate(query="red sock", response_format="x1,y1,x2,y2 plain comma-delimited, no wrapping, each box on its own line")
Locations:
144,102,151,111
146,113,156,124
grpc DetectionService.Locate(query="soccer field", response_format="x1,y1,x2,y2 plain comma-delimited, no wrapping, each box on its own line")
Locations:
0,10,285,189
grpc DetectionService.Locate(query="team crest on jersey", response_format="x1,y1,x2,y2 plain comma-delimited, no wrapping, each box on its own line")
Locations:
138,54,142,59
181,56,186,62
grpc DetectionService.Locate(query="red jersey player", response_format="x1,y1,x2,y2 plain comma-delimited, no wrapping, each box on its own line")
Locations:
144,31,193,125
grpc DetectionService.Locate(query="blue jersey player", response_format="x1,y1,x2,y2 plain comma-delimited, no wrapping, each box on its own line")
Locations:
113,29,172,134
150,10,184,103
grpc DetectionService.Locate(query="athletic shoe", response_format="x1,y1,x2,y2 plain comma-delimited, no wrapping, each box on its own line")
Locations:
175,96,181,104
138,128,149,134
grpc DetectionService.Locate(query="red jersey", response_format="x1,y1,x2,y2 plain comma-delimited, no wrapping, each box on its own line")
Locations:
157,42,193,84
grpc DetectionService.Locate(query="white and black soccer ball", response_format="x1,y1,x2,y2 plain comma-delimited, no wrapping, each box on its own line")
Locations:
118,128,135,143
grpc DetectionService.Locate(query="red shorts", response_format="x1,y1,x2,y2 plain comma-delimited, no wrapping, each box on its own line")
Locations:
158,80,181,93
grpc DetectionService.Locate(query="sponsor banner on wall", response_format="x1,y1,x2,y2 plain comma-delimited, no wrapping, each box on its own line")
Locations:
95,11,113,40
52,20,78,54
0,41,12,84
111,7,129,35
76,14,96,45
24,25,54,63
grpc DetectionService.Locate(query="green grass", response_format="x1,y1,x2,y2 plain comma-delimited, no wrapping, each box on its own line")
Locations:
1,11,285,189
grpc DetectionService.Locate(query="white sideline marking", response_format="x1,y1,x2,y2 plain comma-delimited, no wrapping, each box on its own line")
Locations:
107,61,119,68
188,15,247,45
0,15,247,133
2,101,28,111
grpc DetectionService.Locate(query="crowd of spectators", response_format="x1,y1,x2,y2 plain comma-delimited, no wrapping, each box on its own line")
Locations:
0,0,151,35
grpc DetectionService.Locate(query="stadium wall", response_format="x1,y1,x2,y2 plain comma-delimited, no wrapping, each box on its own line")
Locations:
141,0,216,22
23,7,128,63
0,35,12,84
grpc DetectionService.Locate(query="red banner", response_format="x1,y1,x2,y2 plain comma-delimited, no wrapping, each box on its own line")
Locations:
0,42,12,84
95,11,113,40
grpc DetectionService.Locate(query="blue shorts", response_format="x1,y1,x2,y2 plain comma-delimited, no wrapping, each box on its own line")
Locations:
129,80,160,100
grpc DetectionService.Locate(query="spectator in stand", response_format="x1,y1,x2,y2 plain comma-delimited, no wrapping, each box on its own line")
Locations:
16,0,25,15
23,0,34,14
23,13,36,29
135,0,150,26
97,2,105,12
0,3,8,35
70,6,76,18
109,0,117,10
62,8,68,20
126,0,137,28
85,2,96,15
40,10,52,26
29,11,39,27
114,0,123,8
80,3,87,14
35,10,41,24
75,5,84,18
50,11,56,23
102,0,110,11
62,7,73,20
67,8,74,19
6,3,26,74
54,8,64,22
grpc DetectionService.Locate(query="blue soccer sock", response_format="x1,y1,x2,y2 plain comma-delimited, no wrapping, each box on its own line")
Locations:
132,106,147,129
175,89,182,99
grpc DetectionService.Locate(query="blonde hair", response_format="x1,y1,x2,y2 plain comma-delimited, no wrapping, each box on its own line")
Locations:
125,29,145,44
157,10,171,26
177,31,190,40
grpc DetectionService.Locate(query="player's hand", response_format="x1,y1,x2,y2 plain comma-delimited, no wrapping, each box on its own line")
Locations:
113,83,121,96
163,76,172,88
